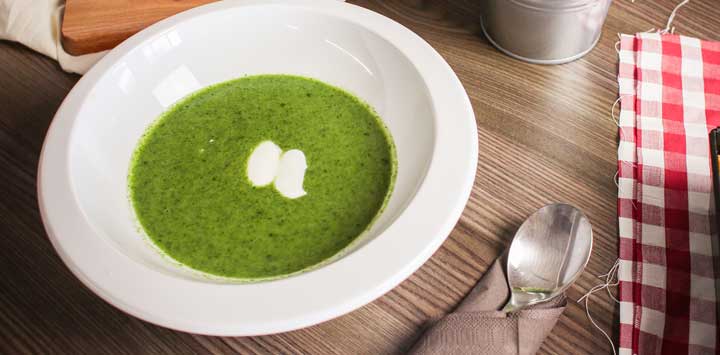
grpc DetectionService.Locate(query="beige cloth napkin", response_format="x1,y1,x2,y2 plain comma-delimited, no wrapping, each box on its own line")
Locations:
410,259,566,355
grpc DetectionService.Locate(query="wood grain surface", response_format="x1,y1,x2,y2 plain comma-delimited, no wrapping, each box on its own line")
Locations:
2,0,719,354
62,0,217,55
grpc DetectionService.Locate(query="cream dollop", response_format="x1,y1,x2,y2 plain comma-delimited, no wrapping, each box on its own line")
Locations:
246,141,282,187
246,141,307,199
274,149,308,199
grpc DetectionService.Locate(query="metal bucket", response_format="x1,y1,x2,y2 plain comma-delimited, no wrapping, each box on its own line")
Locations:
480,0,612,64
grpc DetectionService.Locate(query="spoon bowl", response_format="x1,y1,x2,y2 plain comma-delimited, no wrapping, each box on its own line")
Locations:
503,203,593,312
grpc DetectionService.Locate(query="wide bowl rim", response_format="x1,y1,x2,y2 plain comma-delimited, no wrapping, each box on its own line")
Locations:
37,0,478,336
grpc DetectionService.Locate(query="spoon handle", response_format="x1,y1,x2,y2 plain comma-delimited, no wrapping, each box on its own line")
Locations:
502,294,520,313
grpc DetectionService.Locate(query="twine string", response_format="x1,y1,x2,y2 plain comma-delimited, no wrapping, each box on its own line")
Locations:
577,259,621,355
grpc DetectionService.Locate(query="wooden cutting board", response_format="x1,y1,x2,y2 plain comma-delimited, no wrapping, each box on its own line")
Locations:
61,0,218,55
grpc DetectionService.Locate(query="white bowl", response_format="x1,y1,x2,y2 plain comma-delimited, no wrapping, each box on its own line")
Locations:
38,0,477,335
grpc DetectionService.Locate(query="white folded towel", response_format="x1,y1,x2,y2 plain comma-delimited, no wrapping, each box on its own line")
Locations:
0,0,346,75
0,0,106,74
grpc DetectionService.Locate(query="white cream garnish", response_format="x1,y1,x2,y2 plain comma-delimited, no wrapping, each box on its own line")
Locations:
247,141,282,186
246,140,307,199
274,149,307,199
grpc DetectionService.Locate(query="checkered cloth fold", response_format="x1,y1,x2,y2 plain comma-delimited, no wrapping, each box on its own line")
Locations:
617,32,720,355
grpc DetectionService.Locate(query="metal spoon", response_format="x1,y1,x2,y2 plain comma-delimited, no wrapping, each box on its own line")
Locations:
502,203,593,313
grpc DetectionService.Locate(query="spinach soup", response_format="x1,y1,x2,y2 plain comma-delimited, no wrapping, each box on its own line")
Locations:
129,74,396,280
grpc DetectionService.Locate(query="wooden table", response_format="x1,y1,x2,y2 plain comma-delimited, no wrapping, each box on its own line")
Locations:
1,0,718,353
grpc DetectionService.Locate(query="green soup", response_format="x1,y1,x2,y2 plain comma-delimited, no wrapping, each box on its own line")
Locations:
129,74,396,280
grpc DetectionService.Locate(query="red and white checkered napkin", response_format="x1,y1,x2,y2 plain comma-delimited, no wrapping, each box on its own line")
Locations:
617,32,720,355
